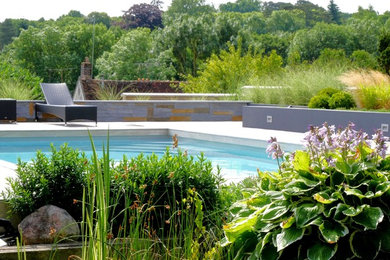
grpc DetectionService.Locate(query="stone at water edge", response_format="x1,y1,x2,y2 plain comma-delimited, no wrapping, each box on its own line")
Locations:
18,205,80,245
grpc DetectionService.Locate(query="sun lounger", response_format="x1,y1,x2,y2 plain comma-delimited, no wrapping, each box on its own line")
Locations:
35,83,97,126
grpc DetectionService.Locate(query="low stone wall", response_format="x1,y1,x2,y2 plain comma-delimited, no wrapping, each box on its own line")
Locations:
16,100,247,122
243,104,390,136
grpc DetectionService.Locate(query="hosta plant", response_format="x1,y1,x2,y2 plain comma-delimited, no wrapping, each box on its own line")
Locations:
223,122,390,260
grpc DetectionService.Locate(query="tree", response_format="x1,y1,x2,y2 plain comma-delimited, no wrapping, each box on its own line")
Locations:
3,23,117,89
165,0,215,18
327,0,341,24
158,14,217,77
295,0,330,27
266,10,306,32
96,28,176,80
219,0,261,13
288,23,353,61
261,1,294,17
379,33,390,75
85,12,112,28
121,4,163,29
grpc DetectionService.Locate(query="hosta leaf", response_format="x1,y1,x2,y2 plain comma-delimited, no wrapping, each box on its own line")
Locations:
350,231,381,259
275,226,305,251
307,242,337,260
313,191,337,204
344,187,374,199
280,215,295,229
319,220,349,244
247,194,271,208
293,150,310,172
283,179,317,194
262,201,289,221
374,181,390,197
342,204,367,217
249,233,278,260
330,170,344,186
255,221,279,233
224,209,261,243
295,203,323,228
332,203,349,221
352,206,384,230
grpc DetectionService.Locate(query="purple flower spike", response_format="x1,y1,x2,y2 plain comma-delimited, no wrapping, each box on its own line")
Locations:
266,137,284,160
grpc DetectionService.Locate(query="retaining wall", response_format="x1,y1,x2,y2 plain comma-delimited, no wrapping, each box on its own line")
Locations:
243,104,390,136
16,100,247,122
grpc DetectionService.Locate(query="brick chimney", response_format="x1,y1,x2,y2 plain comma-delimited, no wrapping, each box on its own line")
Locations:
80,57,92,80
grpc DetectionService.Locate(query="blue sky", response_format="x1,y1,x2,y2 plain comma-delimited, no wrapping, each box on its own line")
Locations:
0,0,388,22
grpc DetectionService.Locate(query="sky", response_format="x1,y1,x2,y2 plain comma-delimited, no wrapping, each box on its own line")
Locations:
0,0,389,22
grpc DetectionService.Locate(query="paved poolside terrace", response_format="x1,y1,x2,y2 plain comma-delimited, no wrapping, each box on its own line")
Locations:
0,121,304,195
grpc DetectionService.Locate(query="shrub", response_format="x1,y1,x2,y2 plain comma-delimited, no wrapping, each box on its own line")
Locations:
351,50,378,70
328,91,356,109
0,79,36,100
110,148,224,233
308,94,330,109
184,41,283,94
317,87,340,97
3,144,88,220
223,123,390,259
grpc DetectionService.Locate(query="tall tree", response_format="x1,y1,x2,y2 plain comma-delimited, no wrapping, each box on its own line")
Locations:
121,4,163,29
219,0,261,13
328,0,341,24
165,0,215,18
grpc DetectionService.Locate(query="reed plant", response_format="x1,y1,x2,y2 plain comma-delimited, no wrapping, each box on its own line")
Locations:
339,70,390,109
68,134,225,259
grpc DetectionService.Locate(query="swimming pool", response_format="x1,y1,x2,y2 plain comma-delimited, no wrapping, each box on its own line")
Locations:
0,135,279,181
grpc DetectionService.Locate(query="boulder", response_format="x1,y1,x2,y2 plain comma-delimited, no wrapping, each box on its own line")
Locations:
18,205,80,245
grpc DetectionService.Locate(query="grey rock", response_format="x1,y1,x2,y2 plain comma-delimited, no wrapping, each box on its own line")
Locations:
18,205,79,245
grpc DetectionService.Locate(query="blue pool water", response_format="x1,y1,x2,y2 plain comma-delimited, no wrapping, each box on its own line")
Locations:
0,135,279,180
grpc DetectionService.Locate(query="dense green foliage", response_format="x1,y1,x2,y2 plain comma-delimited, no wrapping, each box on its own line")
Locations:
308,88,356,109
96,28,176,80
111,148,224,234
3,144,88,220
223,123,390,259
0,1,389,101
0,61,42,98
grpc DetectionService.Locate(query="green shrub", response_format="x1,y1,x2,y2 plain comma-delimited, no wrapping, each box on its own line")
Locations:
308,94,330,109
351,50,378,70
328,91,356,109
223,123,390,259
3,144,88,220
110,148,224,233
317,87,340,97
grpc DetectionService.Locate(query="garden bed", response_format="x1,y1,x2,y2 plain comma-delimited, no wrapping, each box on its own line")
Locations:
243,104,390,136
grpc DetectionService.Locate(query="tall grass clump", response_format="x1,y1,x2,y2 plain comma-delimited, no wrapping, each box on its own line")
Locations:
0,79,36,100
339,70,390,109
0,61,42,98
94,82,131,100
246,63,348,105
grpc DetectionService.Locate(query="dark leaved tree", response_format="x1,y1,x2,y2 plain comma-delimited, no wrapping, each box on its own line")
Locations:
121,3,163,30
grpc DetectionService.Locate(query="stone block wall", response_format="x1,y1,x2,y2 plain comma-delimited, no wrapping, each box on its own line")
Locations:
16,100,247,122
